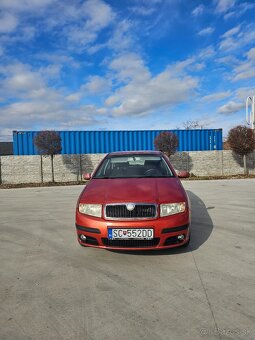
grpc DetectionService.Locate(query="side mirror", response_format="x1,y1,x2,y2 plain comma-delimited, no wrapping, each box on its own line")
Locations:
178,171,190,178
83,173,91,180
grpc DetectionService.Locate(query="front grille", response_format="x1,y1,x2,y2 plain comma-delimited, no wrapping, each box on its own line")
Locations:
105,204,157,219
102,238,160,248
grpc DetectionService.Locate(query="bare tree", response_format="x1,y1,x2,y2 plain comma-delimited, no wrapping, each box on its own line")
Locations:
227,125,255,174
154,132,179,158
182,120,204,130
34,131,62,182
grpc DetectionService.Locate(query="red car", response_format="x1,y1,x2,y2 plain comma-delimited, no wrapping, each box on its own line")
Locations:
76,151,190,250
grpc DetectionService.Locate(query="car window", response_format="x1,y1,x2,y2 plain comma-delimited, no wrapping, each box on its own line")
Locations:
94,155,174,178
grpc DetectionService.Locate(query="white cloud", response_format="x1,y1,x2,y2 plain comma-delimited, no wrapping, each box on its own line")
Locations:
81,0,115,31
82,76,111,94
224,2,255,20
0,0,56,11
66,0,115,50
109,53,151,84
35,53,80,69
231,47,255,81
216,55,239,65
39,64,62,80
129,5,157,16
105,54,198,117
0,59,109,132
0,101,97,131
0,63,62,99
192,5,204,16
214,86,255,119
0,0,116,53
218,101,243,114
107,20,134,52
202,91,232,102
247,47,255,60
0,12,18,33
235,86,255,101
198,27,215,36
218,25,255,52
221,25,240,38
66,93,81,102
214,0,236,13
198,46,216,59
232,66,255,82
192,63,205,71
218,26,241,51
0,64,44,95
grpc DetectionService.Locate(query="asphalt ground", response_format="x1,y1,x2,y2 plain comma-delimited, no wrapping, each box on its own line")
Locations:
0,179,255,340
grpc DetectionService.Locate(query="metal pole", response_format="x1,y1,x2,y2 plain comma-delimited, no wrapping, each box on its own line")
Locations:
253,96,255,131
246,96,255,130
246,96,255,175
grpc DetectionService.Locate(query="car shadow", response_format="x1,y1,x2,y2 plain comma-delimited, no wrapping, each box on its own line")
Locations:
108,190,214,256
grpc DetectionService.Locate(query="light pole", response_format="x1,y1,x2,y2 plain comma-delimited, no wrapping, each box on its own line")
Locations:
246,96,255,131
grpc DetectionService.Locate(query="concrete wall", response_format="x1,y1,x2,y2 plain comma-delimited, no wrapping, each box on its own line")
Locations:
171,151,255,176
0,151,254,184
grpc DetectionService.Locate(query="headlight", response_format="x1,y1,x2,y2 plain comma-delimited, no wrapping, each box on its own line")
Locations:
160,202,186,217
78,204,102,217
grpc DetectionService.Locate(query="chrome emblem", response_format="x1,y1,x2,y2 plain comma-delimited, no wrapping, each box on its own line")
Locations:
126,203,135,211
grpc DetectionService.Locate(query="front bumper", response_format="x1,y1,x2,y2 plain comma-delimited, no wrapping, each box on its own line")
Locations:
76,209,190,250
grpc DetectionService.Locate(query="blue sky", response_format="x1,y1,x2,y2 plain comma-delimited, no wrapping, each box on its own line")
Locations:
0,0,255,140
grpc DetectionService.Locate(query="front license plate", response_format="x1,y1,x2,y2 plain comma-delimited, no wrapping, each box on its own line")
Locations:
108,228,154,240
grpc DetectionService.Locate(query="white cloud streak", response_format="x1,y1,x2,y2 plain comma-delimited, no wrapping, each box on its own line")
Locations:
202,91,232,102
0,12,18,33
231,47,255,81
219,24,255,52
0,0,56,11
214,0,236,13
192,5,204,16
198,27,215,36
224,2,255,20
218,101,243,114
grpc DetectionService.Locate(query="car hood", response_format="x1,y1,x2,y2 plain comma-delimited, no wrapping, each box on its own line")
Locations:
80,178,187,204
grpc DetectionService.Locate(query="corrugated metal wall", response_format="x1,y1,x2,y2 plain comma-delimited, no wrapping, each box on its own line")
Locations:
13,129,223,155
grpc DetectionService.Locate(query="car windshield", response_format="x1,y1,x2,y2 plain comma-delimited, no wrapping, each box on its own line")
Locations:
93,154,174,178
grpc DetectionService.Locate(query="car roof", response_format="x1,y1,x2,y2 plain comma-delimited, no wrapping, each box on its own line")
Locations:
107,150,163,157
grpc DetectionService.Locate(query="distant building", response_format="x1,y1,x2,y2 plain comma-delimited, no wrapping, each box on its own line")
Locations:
0,142,13,155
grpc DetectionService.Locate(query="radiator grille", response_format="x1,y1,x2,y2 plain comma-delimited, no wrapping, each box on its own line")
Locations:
105,204,157,219
102,238,160,248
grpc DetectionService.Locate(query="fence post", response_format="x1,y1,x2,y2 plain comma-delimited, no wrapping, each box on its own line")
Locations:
221,150,224,176
0,157,2,185
40,155,44,183
79,154,83,181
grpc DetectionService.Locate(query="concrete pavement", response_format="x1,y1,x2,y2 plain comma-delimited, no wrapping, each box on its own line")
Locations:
0,180,254,340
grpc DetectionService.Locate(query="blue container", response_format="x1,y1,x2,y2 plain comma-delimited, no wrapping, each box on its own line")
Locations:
13,129,223,155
